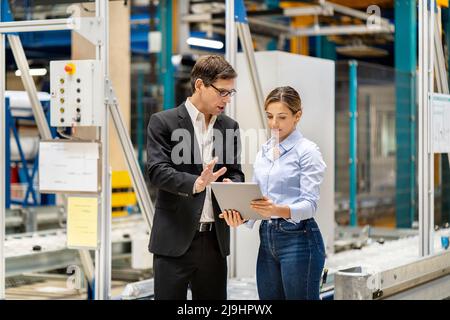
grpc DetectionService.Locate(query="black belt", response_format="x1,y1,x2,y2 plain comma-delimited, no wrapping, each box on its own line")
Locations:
198,222,214,232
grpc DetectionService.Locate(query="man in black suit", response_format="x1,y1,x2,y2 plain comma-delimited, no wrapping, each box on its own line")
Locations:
146,55,245,300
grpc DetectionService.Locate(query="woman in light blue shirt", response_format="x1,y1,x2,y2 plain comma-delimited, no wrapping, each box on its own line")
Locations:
221,86,326,300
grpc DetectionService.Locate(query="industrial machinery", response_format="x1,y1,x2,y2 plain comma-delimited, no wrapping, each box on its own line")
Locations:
1,0,155,300
329,227,450,300
50,60,103,127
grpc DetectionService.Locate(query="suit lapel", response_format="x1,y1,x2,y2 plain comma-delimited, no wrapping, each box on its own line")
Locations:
178,104,203,173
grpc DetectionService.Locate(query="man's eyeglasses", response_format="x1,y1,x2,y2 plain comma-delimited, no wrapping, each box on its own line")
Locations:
210,83,237,98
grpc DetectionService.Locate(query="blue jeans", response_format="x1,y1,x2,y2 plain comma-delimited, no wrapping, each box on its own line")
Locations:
257,218,326,300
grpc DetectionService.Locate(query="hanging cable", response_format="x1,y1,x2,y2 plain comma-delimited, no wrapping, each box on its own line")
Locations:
57,127,82,140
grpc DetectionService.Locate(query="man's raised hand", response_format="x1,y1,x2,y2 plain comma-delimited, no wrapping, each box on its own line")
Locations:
194,157,227,193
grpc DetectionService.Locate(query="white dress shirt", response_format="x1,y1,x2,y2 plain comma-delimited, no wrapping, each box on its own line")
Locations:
185,98,217,223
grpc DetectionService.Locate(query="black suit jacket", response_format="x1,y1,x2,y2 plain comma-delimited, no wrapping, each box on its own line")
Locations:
146,103,245,257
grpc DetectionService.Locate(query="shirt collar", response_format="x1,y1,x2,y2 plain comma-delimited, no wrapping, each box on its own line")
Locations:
185,98,201,123
279,129,302,152
262,129,302,156
185,98,217,126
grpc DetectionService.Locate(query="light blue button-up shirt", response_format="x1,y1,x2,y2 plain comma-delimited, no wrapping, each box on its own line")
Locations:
249,129,326,225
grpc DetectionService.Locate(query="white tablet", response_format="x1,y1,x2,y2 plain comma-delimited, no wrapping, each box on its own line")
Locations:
211,182,269,220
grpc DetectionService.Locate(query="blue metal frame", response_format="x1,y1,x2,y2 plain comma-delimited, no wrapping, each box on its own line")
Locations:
349,60,358,226
235,0,248,23
160,0,174,110
6,99,56,207
1,0,13,22
3,1,13,210
131,13,152,54
2,0,56,208
395,0,417,228
317,36,336,60
5,98,10,208
9,108,39,206
20,31,71,48
315,36,322,58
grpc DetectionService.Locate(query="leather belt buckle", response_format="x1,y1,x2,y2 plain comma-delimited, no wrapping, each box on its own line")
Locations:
198,222,213,232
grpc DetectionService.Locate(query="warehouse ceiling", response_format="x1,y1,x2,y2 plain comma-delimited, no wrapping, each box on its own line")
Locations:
186,0,395,62
5,0,396,63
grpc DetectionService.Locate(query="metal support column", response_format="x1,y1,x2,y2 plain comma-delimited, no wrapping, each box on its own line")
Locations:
236,23,266,130
97,2,155,298
1,0,12,299
349,60,358,227
235,0,266,131
96,0,111,300
109,90,154,230
315,36,322,58
225,0,237,119
319,36,336,60
418,0,435,256
161,0,174,110
395,0,417,228
8,35,52,139
136,70,144,171
5,98,9,209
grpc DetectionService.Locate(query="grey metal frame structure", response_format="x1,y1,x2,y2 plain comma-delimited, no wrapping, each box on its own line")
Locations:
334,249,450,300
0,0,154,300
9,32,97,296
418,0,435,257
96,1,111,300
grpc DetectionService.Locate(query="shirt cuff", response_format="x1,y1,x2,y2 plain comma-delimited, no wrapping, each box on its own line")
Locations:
288,201,315,223
244,219,256,229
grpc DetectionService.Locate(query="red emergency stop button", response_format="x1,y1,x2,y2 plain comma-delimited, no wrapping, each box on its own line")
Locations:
64,63,76,75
